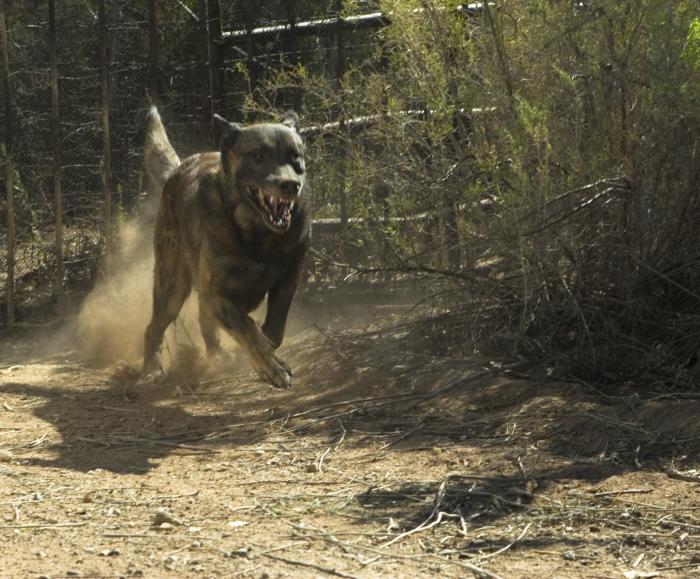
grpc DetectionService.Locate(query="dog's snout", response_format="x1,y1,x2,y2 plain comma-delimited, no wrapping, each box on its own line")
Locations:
280,180,300,196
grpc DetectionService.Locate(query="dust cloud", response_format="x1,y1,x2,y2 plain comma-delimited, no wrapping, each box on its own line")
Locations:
76,209,202,370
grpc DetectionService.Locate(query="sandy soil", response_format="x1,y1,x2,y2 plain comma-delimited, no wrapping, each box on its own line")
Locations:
1,307,699,578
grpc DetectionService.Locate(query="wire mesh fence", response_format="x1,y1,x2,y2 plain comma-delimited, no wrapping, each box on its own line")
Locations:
2,0,438,326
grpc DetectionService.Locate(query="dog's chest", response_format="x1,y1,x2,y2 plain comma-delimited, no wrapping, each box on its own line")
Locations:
198,233,296,305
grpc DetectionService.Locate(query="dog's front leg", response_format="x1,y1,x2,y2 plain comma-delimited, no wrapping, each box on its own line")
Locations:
262,256,305,349
209,296,292,388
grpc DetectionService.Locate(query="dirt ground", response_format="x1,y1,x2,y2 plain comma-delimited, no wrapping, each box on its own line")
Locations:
1,304,699,579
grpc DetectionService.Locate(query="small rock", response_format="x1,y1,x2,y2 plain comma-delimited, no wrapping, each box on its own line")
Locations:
152,509,182,527
155,522,173,530
562,551,576,561
99,548,120,557
226,520,248,528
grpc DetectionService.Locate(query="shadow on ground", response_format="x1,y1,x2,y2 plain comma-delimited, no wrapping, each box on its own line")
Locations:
1,319,698,505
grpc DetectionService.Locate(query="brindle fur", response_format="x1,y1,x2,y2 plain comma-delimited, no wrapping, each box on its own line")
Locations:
142,108,310,388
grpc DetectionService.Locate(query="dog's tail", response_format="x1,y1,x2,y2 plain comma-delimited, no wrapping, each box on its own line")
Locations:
144,106,180,197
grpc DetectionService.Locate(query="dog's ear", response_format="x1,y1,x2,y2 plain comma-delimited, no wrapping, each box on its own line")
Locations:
213,113,241,148
281,110,300,132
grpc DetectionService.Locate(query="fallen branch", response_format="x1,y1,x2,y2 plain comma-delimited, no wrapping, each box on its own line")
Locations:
475,522,531,561
259,552,359,579
0,522,87,530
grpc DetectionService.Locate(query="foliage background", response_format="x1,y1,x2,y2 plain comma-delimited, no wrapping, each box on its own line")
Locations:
1,0,699,386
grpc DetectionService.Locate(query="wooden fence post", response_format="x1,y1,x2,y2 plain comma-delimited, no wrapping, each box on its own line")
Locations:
98,0,112,271
48,0,64,313
207,0,223,115
147,0,160,104
284,0,301,111
243,0,256,101
198,0,212,146
0,0,14,325
333,0,347,227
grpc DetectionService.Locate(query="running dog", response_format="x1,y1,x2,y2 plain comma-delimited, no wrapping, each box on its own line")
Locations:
142,107,310,388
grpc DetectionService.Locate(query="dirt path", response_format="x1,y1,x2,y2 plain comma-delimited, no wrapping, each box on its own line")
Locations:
1,314,699,578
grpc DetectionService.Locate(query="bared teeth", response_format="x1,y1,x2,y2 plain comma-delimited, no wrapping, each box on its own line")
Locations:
247,187,295,229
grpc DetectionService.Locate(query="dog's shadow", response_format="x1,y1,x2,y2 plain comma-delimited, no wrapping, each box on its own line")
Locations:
1,367,272,474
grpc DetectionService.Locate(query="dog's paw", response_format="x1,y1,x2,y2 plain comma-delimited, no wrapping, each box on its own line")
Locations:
257,354,292,389
139,354,167,386
142,352,166,375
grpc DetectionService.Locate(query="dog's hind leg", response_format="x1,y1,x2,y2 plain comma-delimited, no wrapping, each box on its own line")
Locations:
143,241,191,374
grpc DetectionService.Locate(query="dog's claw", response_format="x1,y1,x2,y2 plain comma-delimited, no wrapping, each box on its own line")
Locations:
141,354,165,381
278,357,292,376
257,354,292,389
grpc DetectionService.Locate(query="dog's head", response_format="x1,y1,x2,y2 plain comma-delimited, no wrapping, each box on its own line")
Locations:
214,112,305,235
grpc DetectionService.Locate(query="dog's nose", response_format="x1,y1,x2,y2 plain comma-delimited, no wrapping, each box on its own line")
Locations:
280,180,300,196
